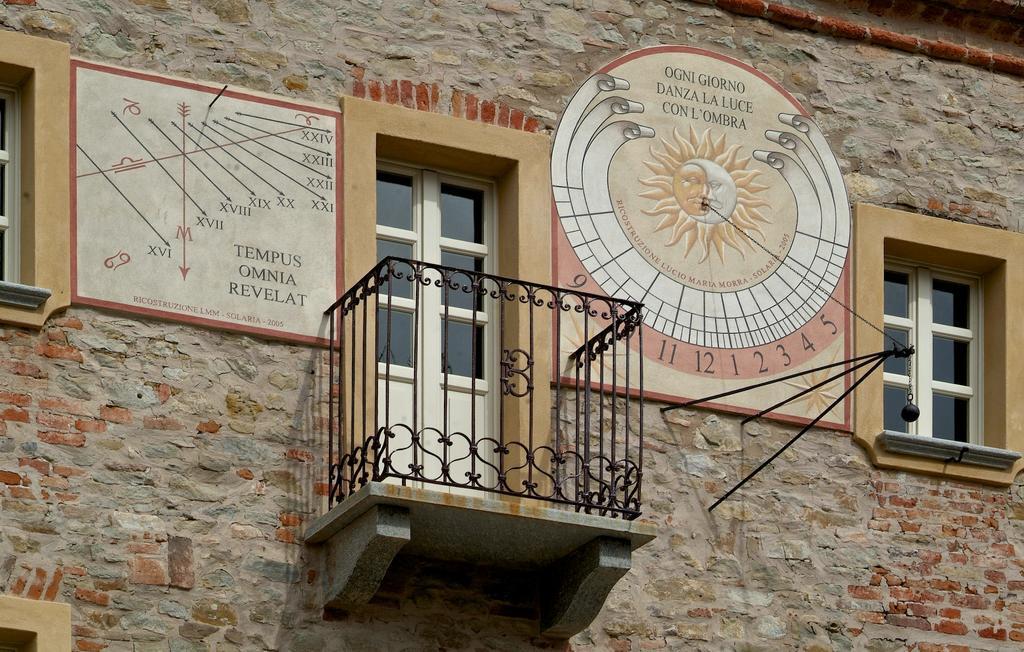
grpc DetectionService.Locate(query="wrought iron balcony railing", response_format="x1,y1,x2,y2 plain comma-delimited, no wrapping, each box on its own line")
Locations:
324,257,645,519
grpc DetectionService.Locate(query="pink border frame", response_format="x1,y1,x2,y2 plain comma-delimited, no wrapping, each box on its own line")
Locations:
70,59,344,346
550,46,854,431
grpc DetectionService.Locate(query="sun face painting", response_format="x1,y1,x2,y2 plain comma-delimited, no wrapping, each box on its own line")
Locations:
639,126,770,262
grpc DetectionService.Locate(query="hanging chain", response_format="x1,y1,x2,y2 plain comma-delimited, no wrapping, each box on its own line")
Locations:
905,349,914,403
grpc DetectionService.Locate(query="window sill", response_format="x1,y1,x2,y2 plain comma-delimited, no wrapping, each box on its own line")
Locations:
878,430,1021,470
0,281,51,309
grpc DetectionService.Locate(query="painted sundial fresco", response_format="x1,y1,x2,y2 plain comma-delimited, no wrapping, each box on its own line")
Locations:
72,60,341,343
552,46,853,428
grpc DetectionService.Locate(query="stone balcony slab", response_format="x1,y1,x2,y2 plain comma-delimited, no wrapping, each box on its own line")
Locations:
304,481,656,638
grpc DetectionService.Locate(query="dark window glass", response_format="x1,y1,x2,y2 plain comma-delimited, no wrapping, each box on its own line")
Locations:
441,184,484,243
376,172,413,230
884,270,909,318
441,250,484,311
932,279,970,328
932,394,969,442
933,336,969,385
0,230,5,281
442,320,484,379
0,97,6,150
883,384,909,433
883,328,910,374
376,308,414,368
377,239,414,298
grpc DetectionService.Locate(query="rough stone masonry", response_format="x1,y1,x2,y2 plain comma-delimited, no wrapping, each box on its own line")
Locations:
1,1,1023,651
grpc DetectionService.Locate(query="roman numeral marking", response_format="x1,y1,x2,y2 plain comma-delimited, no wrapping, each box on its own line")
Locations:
301,130,334,144
219,202,251,216
306,177,334,190
147,246,172,258
302,152,334,167
196,216,224,230
276,197,296,209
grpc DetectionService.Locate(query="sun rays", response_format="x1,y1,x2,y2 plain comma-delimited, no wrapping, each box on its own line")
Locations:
639,126,771,262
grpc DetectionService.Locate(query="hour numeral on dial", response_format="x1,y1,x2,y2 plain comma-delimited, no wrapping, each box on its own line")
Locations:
801,333,816,352
819,313,838,335
776,344,792,367
754,351,769,374
695,351,715,374
658,340,678,365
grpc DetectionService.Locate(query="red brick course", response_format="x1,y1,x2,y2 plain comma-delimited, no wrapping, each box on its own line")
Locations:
696,0,1024,79
2,407,30,422
74,587,110,606
99,405,132,424
0,391,32,406
860,477,1024,642
38,430,87,447
350,68,546,132
129,557,168,586
142,416,183,430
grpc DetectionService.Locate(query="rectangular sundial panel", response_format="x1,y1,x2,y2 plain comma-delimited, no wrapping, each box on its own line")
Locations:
72,60,341,343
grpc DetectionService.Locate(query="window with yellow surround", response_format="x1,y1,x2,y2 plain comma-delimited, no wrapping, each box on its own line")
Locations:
854,204,1024,485
0,30,70,326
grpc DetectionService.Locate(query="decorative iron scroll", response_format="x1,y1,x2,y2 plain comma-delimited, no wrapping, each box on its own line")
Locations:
500,348,533,398
334,427,641,519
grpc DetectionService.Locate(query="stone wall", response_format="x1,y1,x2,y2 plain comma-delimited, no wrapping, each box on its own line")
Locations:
583,408,1024,650
1,1,1023,650
0,308,566,651
3,310,1024,651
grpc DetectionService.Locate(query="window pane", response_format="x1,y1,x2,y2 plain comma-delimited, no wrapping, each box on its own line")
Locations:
932,394,969,442
441,250,483,311
441,184,484,243
883,328,910,374
442,320,484,379
377,172,413,230
933,336,969,385
884,270,909,318
932,279,970,328
1,163,6,216
883,384,909,433
377,239,414,298
377,308,414,368
0,97,6,150
0,230,5,282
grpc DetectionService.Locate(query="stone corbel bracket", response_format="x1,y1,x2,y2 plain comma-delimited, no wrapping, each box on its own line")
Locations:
322,504,411,609
540,535,633,638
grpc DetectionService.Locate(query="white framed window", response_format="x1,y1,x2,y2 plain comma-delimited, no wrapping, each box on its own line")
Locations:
374,163,499,487
882,262,981,443
0,87,18,282
374,163,496,381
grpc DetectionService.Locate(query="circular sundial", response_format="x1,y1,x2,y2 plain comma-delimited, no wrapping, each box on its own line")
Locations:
552,46,851,387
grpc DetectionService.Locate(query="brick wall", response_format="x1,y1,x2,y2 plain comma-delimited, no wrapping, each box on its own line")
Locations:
1,1,1023,650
